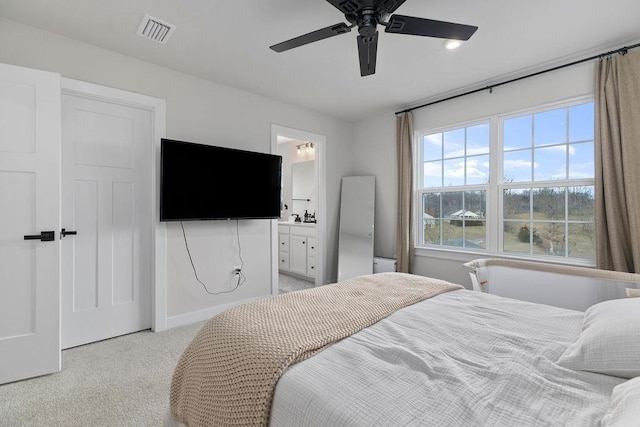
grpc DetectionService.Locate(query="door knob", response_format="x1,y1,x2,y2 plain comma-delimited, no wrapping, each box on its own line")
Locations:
24,231,55,241
61,228,77,238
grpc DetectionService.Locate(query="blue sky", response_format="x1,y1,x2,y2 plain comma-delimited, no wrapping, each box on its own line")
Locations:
422,102,594,187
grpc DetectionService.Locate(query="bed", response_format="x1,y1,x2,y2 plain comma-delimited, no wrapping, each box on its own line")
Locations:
168,271,640,427
464,258,640,311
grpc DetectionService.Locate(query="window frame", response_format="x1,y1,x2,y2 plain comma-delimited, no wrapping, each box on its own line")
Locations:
413,95,595,266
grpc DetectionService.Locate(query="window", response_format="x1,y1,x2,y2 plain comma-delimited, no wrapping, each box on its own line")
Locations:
421,122,489,249
416,99,595,262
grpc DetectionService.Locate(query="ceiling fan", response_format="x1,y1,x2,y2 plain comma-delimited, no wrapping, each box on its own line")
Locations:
269,0,478,77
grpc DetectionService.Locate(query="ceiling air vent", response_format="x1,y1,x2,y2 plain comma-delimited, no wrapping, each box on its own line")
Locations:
137,15,175,44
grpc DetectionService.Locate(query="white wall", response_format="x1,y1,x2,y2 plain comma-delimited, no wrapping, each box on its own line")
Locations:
0,17,354,323
353,112,397,260
353,61,596,288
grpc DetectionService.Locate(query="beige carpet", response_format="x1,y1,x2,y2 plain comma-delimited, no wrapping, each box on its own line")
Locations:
0,280,308,426
0,321,206,427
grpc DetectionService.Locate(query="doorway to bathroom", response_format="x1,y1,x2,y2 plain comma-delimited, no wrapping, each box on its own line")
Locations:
270,125,326,294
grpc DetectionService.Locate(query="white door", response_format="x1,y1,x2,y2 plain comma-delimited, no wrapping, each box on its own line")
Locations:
61,90,152,349
0,63,61,384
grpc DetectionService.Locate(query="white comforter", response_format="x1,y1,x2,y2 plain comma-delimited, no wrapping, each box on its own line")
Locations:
270,289,625,426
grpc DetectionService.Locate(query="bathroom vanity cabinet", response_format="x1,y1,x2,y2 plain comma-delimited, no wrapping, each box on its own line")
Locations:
278,223,316,280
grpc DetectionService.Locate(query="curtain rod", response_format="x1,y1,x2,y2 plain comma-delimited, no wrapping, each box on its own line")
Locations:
395,41,640,116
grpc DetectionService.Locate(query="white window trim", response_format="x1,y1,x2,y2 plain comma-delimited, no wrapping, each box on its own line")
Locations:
413,118,492,252
413,95,595,267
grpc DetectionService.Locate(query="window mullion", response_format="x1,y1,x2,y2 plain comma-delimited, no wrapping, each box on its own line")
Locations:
489,115,501,253
565,108,571,180
565,187,569,257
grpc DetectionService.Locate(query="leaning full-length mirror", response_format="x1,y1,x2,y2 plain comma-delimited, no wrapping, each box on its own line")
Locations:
337,176,375,281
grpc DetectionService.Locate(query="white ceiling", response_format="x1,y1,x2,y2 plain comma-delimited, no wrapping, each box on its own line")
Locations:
1,0,640,122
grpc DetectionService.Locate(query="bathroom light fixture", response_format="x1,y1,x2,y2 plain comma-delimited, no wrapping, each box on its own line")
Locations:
444,39,462,50
297,142,314,153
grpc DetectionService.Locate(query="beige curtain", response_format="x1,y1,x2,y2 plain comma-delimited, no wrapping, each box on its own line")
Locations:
595,50,640,272
396,112,414,273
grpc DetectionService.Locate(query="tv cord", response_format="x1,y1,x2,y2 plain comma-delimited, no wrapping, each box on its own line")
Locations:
180,220,246,295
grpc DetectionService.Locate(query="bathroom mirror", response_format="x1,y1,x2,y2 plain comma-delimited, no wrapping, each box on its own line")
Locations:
337,176,375,281
292,160,316,221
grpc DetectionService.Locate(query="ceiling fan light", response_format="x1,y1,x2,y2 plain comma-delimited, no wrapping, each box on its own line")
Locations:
444,39,462,50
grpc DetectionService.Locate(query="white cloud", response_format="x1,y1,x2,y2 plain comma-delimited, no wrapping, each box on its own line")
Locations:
423,162,442,177
568,170,595,179
424,134,441,147
449,152,466,158
505,159,537,169
444,164,465,178
539,145,568,154
466,159,489,178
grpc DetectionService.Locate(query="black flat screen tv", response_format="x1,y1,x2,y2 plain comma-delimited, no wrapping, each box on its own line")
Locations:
160,138,282,221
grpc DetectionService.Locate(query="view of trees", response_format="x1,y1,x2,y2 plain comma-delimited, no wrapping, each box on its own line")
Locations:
502,186,595,258
422,186,595,259
422,191,486,249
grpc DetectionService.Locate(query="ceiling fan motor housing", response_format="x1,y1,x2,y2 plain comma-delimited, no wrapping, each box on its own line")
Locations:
357,8,378,36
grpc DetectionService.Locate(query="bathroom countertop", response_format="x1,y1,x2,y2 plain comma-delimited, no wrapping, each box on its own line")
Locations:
278,221,316,227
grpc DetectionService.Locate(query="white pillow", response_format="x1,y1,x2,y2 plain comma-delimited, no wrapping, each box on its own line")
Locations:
601,377,640,426
557,297,640,379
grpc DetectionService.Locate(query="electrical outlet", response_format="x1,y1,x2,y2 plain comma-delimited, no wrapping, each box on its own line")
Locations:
233,265,242,271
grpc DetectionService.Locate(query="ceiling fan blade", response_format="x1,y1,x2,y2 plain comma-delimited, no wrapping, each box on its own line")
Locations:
270,22,352,53
385,14,477,40
357,31,378,77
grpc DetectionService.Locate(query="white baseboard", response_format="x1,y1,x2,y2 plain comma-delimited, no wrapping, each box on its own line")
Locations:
165,294,270,330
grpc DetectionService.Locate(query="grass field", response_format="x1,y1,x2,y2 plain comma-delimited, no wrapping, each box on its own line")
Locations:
422,216,595,260
421,187,596,260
